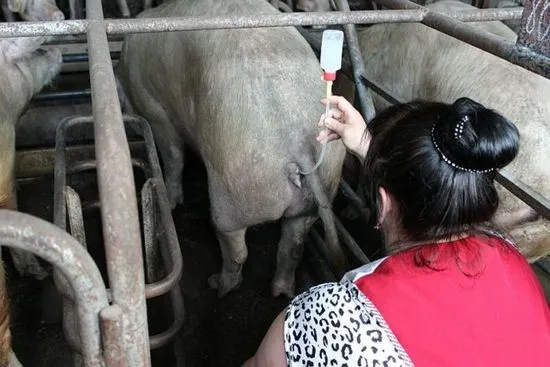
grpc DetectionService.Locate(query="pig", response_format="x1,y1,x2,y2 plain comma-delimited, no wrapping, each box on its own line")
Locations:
355,0,550,262
118,0,347,298
0,13,61,367
3,0,64,21
0,0,63,281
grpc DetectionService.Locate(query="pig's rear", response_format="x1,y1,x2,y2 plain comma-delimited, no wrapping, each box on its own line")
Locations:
118,0,346,296
121,0,344,226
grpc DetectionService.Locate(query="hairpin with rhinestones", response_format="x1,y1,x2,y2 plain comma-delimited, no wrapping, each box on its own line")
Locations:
453,115,468,140
431,124,494,174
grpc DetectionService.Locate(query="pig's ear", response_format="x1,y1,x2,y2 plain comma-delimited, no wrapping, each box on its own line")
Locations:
7,0,25,13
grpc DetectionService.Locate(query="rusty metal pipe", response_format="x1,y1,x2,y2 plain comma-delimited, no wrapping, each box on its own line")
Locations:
100,305,128,367
149,288,185,349
117,0,131,18
54,116,183,298
86,0,150,365
334,216,370,264
141,178,184,298
124,115,185,298
0,210,109,366
0,8,526,38
334,0,376,121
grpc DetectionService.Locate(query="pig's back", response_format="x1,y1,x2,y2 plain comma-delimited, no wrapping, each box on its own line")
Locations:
124,0,325,170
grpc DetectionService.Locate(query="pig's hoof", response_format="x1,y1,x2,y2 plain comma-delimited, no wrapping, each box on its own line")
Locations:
271,278,295,299
341,205,359,221
208,273,242,298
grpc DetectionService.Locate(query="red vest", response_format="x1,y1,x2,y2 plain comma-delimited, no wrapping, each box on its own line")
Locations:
353,236,550,366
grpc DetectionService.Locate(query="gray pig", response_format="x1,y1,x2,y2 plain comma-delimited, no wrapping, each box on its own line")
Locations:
357,0,550,262
0,30,62,281
0,31,61,367
118,0,346,298
3,0,64,21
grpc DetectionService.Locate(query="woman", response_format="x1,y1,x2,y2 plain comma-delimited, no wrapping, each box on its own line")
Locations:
243,96,550,366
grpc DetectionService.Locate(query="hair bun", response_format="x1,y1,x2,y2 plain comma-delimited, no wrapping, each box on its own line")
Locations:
432,97,519,173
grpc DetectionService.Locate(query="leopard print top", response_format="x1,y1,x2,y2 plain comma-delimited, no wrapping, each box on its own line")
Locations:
284,281,414,366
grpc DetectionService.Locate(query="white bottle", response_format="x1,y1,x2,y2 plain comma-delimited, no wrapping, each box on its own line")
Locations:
320,29,344,81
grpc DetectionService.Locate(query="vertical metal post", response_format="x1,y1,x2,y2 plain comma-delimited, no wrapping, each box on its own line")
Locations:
100,305,129,367
117,0,131,18
517,0,550,57
85,0,150,365
334,0,376,121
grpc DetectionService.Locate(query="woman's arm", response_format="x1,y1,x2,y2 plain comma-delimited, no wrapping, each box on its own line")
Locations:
242,311,287,367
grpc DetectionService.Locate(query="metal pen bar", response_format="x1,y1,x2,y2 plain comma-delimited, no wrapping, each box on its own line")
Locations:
53,116,184,355
334,0,376,121
63,51,121,63
374,0,550,79
497,169,550,220
334,216,371,264
0,210,109,367
33,89,92,102
0,8,526,39
54,116,184,300
100,305,128,367
86,0,150,366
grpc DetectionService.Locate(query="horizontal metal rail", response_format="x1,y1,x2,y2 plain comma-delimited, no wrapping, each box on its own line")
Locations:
0,8,524,39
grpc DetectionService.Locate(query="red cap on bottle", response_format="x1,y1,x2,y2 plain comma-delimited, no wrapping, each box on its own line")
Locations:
323,71,337,81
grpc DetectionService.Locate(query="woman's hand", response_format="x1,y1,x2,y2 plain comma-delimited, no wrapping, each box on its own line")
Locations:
316,95,370,160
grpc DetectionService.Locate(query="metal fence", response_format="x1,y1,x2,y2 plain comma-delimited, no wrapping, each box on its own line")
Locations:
0,0,548,366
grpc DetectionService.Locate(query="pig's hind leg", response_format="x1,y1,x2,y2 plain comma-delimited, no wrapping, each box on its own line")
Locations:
272,215,316,298
140,99,185,209
208,228,248,298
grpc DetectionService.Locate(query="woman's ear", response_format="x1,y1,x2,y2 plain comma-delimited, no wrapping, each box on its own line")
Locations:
378,187,393,226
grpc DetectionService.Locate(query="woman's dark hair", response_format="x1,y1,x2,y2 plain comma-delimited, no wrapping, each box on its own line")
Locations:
363,97,520,243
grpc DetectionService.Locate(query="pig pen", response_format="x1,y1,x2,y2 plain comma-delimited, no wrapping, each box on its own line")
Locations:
1,0,550,366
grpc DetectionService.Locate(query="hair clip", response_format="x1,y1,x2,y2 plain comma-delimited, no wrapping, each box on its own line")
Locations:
453,115,468,140
431,124,494,174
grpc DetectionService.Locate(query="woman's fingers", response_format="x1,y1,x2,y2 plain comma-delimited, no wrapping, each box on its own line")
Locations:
323,116,346,135
321,95,355,115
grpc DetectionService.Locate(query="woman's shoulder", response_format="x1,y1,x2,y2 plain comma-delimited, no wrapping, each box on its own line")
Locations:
284,281,412,366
